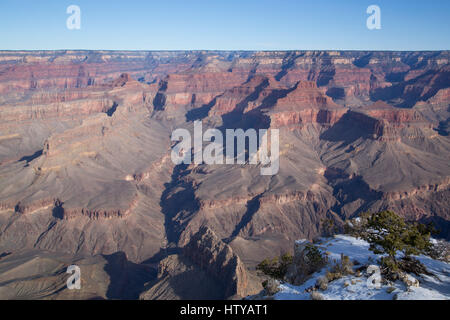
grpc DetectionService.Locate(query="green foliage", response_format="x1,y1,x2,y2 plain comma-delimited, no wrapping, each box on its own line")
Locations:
365,210,408,258
403,222,435,256
380,256,400,274
283,243,327,285
257,252,293,280
304,244,327,270
359,210,434,272
321,217,339,237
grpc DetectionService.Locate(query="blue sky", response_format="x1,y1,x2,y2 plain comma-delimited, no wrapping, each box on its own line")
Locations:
0,0,449,50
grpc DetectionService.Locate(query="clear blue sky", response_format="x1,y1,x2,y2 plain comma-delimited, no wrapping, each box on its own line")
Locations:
0,0,449,51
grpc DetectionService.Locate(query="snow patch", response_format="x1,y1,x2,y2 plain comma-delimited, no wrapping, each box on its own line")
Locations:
274,235,450,300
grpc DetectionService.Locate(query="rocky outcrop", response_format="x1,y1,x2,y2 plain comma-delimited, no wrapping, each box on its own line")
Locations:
140,226,261,300
183,226,259,298
13,198,55,215
271,108,347,127
62,198,138,220
284,240,327,285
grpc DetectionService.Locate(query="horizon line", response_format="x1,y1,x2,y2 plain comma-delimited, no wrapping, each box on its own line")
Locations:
0,49,449,53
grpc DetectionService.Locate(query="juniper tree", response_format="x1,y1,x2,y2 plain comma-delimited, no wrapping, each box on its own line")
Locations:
362,210,433,270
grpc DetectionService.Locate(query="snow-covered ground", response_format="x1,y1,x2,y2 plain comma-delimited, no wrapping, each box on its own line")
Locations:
274,235,450,300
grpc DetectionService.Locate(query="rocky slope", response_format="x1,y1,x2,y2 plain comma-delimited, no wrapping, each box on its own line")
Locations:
139,227,261,300
0,50,449,299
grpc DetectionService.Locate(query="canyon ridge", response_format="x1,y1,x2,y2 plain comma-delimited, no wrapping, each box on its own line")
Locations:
0,50,449,299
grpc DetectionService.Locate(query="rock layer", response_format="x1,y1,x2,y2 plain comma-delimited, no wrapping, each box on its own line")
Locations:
0,50,449,299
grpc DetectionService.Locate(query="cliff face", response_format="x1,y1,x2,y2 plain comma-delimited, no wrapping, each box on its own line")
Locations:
183,226,254,298
140,226,260,300
0,50,449,299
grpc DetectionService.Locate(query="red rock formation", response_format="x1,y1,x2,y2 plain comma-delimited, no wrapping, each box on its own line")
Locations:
273,81,334,108
268,80,347,127
0,51,449,302
362,101,423,124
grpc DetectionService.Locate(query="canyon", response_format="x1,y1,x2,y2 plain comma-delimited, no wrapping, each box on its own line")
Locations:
0,50,449,299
